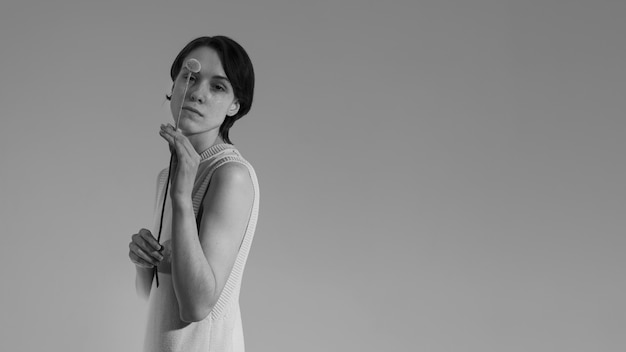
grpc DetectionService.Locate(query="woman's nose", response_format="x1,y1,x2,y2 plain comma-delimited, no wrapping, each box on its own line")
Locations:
188,82,209,104
189,89,206,104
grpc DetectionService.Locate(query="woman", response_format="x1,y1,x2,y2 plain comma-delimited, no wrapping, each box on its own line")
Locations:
128,36,259,352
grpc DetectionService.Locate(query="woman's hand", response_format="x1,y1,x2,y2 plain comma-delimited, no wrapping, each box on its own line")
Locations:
129,228,164,268
159,124,201,202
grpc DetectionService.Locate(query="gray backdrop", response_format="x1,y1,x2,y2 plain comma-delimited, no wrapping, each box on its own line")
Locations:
1,0,624,351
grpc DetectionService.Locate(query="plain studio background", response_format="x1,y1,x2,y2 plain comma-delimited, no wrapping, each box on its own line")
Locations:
0,0,624,351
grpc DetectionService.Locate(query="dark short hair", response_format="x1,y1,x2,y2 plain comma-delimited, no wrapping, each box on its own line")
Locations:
169,36,255,144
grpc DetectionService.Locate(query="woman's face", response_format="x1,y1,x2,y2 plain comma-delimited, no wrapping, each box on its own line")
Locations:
170,46,239,136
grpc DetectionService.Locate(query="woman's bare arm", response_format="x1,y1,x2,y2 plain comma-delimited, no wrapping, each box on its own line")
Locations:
170,162,253,322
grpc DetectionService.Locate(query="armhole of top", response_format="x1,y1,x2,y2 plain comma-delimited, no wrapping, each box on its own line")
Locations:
154,168,169,214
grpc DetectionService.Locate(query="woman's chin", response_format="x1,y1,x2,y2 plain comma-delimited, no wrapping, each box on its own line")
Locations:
174,118,193,132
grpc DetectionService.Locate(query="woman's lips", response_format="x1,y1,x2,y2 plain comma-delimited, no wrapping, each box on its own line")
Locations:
182,106,203,116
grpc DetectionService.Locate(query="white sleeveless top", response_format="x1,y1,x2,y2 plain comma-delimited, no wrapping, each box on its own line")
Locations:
143,144,259,352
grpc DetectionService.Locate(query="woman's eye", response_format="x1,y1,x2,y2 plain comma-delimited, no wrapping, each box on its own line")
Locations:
212,85,225,91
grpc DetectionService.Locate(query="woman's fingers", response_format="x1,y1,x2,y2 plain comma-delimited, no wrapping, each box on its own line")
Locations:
159,124,177,150
129,229,164,268
158,124,199,199
129,242,159,267
129,250,155,268
159,124,182,150
159,124,197,160
138,228,161,252
130,230,164,265
129,241,162,265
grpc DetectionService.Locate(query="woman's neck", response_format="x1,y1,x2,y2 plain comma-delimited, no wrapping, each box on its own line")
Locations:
185,129,225,154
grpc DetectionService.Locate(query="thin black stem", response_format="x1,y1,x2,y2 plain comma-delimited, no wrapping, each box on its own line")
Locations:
153,153,174,288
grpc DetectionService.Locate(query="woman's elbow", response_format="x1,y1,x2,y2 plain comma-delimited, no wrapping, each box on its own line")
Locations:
176,285,219,322
180,304,213,323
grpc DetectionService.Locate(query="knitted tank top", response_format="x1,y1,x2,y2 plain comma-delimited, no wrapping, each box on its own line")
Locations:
143,143,259,352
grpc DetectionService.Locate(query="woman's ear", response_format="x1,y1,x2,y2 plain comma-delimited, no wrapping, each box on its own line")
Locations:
227,100,240,117
165,83,175,101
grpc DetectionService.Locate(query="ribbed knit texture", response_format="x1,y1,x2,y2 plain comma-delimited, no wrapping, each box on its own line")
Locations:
143,143,259,352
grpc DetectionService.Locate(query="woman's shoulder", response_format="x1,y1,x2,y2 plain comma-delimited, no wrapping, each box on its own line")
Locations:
209,146,256,178
212,161,254,188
